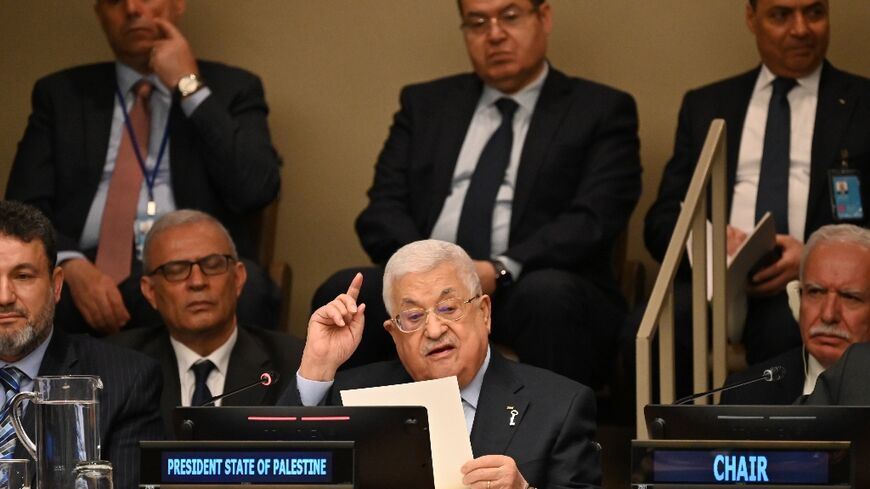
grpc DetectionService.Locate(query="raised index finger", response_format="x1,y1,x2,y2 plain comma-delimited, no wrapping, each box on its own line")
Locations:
346,272,364,301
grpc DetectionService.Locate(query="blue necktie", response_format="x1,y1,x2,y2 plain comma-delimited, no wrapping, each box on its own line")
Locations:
0,367,27,463
190,360,215,407
456,98,519,259
756,77,797,234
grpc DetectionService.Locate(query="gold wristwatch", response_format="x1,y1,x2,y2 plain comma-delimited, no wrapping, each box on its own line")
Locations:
177,73,204,98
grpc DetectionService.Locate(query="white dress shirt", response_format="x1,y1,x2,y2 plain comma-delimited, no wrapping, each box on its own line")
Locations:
58,62,211,262
731,64,820,240
803,352,825,396
429,64,549,278
171,327,238,407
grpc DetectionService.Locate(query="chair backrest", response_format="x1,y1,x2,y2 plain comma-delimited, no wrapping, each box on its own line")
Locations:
249,198,292,331
250,198,280,270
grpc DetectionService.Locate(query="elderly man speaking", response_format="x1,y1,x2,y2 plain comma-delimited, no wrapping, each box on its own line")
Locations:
280,240,601,489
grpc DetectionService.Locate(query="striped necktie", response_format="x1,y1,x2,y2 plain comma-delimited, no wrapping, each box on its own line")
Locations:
0,367,28,461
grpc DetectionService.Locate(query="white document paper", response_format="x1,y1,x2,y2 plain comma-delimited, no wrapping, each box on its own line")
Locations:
687,212,777,342
340,376,473,489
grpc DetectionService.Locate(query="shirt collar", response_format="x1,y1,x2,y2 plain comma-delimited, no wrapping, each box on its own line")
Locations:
1,328,54,381
459,345,491,410
756,62,822,95
479,62,549,115
170,327,239,377
803,351,825,395
115,62,172,97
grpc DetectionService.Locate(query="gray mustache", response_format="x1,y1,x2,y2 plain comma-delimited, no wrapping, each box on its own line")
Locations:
808,323,851,341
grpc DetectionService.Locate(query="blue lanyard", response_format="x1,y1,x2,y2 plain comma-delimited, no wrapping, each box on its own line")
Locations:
115,84,171,215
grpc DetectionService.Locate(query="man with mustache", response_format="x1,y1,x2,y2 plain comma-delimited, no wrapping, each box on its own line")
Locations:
643,0,870,394
6,0,281,335
313,0,641,392
0,200,162,489
280,240,602,489
107,210,303,435
721,224,870,404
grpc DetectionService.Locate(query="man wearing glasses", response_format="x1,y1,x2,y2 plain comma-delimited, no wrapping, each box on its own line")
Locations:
315,0,641,391
108,210,302,435
282,240,602,489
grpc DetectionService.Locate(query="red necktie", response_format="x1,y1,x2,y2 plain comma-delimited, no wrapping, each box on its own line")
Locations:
95,80,152,283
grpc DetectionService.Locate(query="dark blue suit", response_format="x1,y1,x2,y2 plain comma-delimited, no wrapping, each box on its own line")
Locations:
278,351,602,489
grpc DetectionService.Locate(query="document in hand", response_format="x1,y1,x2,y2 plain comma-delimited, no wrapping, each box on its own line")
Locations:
341,376,473,489
688,212,777,342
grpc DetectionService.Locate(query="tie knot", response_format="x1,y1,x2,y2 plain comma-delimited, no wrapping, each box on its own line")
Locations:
191,360,215,383
0,367,27,392
133,80,154,101
494,97,519,120
772,77,797,97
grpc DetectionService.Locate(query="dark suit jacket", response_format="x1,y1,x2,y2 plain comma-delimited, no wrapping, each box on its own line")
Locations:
12,329,163,489
720,346,805,405
356,67,641,292
107,325,303,436
6,60,281,258
278,351,602,489
646,61,870,262
799,343,870,405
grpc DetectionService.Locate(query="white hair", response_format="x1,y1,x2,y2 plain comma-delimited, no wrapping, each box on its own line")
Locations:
382,240,481,316
800,224,870,281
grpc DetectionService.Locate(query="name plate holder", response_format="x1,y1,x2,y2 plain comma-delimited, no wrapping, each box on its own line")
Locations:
630,439,851,488
139,440,354,488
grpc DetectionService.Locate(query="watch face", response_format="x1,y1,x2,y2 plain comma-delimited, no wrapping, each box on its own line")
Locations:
179,75,201,96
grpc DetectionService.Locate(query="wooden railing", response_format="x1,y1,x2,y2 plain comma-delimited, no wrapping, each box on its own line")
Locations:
635,119,729,438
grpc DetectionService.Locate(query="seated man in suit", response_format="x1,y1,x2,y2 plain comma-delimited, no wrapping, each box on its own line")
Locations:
315,0,641,389
6,0,282,334
282,240,601,489
0,200,162,489
800,342,870,405
721,224,870,404
108,210,303,436
640,0,870,395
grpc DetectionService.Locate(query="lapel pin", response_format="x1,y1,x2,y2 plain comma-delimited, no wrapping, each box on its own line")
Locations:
507,406,519,426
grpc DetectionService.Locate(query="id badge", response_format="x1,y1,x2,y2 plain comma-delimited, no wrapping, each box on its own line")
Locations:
134,216,156,261
828,169,864,221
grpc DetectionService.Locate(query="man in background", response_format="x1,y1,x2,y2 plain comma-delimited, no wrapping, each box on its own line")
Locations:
6,0,282,334
0,200,162,489
721,224,870,404
314,0,641,390
643,0,870,395
109,210,303,435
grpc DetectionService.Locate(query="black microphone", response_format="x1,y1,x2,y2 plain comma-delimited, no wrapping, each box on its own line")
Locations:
672,365,786,405
198,371,280,407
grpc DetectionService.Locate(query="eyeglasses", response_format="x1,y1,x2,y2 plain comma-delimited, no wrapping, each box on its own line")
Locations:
460,6,539,36
148,254,236,282
393,295,481,333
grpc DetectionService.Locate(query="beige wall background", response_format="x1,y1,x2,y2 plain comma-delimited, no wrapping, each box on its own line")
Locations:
2,1,869,336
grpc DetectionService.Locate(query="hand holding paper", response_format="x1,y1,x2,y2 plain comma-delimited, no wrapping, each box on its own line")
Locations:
461,455,528,489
